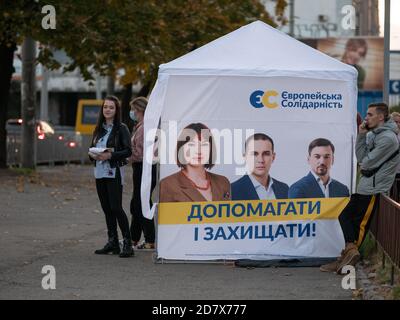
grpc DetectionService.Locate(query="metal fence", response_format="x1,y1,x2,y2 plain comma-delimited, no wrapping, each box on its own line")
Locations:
390,178,400,203
369,190,400,284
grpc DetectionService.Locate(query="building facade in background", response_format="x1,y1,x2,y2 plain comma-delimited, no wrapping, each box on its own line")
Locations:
9,47,128,126
263,0,400,111
8,0,399,126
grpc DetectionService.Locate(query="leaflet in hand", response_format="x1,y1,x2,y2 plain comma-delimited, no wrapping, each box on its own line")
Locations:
89,147,113,155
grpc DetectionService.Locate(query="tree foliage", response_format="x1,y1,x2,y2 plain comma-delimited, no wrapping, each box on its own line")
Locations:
0,0,287,167
1,0,287,83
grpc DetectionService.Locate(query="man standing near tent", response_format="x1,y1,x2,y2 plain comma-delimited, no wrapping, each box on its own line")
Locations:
320,103,399,274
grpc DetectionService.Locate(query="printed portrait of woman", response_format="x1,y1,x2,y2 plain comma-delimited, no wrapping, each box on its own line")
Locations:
341,38,368,90
159,123,231,203
317,38,383,91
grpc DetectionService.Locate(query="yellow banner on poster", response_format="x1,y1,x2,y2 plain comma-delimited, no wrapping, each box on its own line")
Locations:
158,197,350,225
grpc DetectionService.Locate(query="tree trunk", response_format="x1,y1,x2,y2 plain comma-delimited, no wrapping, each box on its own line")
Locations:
121,82,132,131
137,80,151,97
0,41,16,168
106,75,115,96
121,80,152,132
21,37,36,169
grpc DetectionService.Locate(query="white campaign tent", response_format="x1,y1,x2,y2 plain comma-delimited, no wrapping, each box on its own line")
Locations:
141,20,357,220
140,20,359,261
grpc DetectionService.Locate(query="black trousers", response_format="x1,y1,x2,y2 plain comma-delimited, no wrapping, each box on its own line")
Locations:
96,168,130,240
130,162,157,243
338,193,379,247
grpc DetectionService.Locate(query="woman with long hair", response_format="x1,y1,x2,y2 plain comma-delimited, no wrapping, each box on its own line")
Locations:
89,95,134,258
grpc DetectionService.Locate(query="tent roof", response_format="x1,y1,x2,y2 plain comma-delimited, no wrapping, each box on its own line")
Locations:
159,21,357,79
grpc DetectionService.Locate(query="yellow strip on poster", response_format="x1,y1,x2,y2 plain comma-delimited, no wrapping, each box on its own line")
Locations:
158,197,350,225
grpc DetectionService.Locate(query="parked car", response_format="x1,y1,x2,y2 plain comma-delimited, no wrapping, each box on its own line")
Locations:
6,119,84,165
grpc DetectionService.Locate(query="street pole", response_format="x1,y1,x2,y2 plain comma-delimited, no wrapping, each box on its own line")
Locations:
289,0,294,37
95,74,102,100
106,75,115,96
21,37,37,169
40,65,49,121
383,0,390,104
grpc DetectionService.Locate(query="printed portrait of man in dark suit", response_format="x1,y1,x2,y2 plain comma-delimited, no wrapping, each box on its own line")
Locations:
231,133,289,200
288,138,349,199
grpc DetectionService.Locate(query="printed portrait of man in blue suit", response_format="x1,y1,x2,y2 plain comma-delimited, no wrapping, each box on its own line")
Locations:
288,138,349,199
231,133,289,200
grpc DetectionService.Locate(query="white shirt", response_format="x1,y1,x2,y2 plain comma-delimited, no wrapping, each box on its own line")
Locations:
310,171,332,198
94,123,124,184
248,174,276,200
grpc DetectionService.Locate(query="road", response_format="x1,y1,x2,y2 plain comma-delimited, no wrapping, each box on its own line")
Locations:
0,165,352,300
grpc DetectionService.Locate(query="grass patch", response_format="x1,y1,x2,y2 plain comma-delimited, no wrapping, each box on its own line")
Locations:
10,167,36,176
359,233,376,259
393,286,400,300
377,264,392,284
360,232,400,299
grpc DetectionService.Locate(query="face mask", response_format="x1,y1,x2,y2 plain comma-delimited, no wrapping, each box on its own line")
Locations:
129,111,137,121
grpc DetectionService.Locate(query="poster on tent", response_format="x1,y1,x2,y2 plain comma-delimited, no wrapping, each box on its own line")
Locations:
156,75,355,261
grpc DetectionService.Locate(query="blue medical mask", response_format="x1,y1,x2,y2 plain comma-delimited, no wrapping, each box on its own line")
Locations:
129,111,137,121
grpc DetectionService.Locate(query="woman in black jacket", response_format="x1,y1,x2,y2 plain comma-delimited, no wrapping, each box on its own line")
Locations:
89,96,134,258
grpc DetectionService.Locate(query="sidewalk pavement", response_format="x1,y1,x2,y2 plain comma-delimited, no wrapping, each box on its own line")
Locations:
0,165,352,300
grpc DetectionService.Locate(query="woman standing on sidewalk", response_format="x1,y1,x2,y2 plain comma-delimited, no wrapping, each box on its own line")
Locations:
89,96,134,258
129,97,157,250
